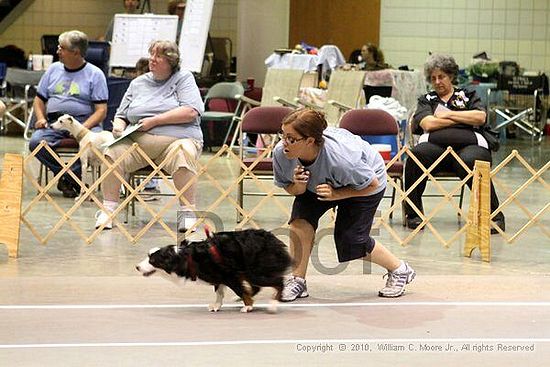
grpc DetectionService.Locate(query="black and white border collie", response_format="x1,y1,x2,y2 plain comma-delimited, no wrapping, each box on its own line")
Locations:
136,229,292,313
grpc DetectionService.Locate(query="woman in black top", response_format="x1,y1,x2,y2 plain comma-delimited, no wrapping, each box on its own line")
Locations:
404,54,505,233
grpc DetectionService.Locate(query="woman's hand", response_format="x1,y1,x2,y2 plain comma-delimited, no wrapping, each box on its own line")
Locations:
138,117,157,131
112,118,127,138
293,165,309,187
284,166,309,196
112,127,124,138
316,183,340,201
34,118,48,129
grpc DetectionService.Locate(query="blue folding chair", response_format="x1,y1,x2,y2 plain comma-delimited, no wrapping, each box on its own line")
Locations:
85,41,110,76
103,77,131,131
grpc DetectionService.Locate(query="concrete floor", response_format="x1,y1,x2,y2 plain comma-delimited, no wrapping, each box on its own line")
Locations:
0,133,549,366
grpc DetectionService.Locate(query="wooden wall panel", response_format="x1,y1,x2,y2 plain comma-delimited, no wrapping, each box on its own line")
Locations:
289,0,380,62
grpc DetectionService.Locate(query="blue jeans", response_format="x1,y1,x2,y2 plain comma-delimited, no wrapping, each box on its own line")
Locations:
29,128,82,187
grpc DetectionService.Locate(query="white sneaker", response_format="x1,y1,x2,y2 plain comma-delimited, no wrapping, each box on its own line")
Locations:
281,276,309,302
95,209,113,230
378,262,416,298
177,210,198,233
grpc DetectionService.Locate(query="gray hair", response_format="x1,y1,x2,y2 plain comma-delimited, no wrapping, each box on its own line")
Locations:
58,30,88,57
424,54,459,83
148,40,180,73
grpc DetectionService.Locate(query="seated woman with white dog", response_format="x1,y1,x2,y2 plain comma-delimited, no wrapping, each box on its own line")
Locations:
28,30,108,198
94,40,204,231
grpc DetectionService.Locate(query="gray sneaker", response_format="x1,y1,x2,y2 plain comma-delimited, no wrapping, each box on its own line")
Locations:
140,186,160,202
378,262,416,298
281,276,309,302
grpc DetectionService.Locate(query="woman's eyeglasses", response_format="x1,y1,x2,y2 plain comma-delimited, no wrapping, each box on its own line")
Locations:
278,131,305,145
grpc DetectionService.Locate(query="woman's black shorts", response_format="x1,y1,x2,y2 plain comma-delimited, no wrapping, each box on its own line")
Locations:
289,189,384,262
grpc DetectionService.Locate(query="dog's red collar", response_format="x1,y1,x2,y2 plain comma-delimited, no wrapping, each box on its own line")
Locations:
185,239,222,281
204,226,223,264
207,239,223,264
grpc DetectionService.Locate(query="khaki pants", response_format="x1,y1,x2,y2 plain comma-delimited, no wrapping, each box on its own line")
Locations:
104,132,202,175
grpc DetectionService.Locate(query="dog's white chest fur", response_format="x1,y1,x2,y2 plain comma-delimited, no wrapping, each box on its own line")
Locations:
50,114,115,196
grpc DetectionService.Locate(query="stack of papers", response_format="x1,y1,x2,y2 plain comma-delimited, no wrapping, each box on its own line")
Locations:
103,123,143,148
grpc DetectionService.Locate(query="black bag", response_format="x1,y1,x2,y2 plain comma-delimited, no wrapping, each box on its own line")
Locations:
479,125,500,152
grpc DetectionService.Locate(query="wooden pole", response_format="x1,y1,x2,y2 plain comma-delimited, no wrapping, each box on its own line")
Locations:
464,160,491,262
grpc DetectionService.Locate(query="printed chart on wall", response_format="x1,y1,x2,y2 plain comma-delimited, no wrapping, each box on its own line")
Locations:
178,0,214,73
111,14,179,67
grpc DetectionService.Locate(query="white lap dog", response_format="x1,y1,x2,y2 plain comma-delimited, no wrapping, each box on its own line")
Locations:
50,114,114,197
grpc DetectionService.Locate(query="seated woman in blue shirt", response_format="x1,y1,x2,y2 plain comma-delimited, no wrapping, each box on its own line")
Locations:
95,40,204,231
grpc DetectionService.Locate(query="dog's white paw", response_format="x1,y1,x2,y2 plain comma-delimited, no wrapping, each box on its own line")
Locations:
240,305,253,313
208,303,222,312
267,299,279,314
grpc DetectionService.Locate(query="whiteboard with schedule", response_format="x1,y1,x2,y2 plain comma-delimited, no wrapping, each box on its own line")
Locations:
110,14,178,68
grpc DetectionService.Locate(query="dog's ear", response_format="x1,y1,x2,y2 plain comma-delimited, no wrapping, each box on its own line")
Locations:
178,240,192,256
59,114,76,125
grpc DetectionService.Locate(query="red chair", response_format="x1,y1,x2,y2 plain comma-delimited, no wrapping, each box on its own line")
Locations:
237,106,293,221
339,109,405,224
